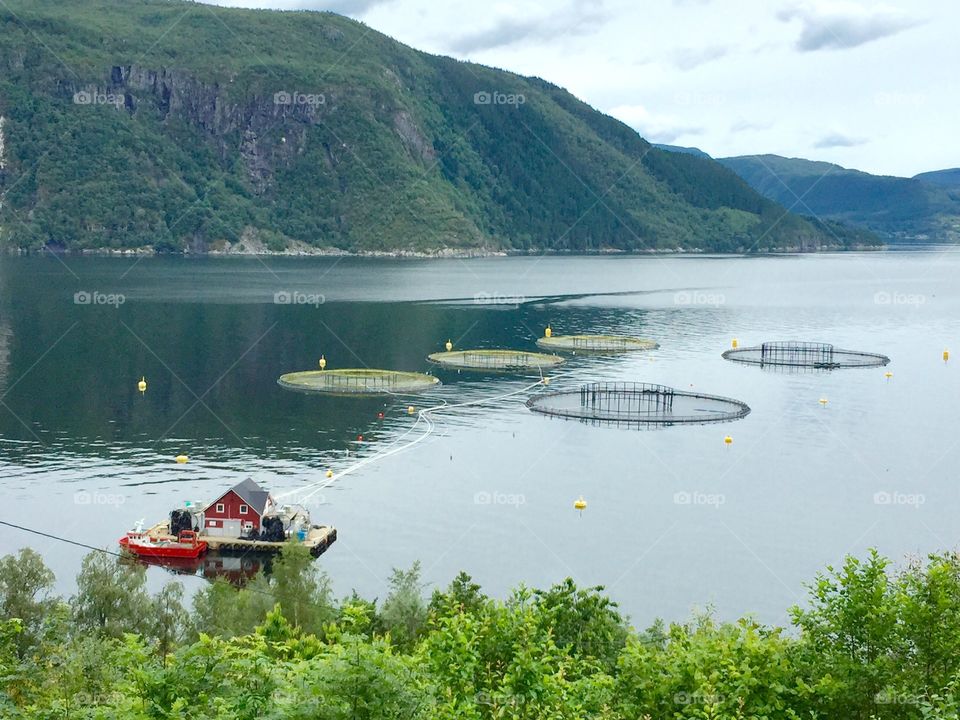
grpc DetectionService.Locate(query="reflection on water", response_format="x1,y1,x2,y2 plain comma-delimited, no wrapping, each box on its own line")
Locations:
0,316,9,391
123,551,272,586
1,250,960,623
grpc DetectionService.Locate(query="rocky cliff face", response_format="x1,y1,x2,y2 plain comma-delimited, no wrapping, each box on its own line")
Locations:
71,64,356,197
74,62,440,204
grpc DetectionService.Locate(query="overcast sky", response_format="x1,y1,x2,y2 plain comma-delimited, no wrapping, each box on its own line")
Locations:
203,0,958,177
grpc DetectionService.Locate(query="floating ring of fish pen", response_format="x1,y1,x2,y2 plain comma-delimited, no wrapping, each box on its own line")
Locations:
535,334,659,353
278,369,440,395
722,341,890,370
526,382,750,426
427,349,565,372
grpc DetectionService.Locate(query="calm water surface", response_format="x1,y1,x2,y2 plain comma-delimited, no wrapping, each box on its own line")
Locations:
1,250,958,625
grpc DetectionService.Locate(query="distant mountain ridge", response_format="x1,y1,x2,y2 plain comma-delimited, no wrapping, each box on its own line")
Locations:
649,145,960,240
715,155,960,241
652,144,711,159
914,168,960,189
0,0,866,254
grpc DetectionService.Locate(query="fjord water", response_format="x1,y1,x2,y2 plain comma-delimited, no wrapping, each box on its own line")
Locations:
0,250,958,625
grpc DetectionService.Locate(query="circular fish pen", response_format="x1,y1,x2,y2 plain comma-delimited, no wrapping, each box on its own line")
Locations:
722,341,889,370
536,334,659,353
527,382,750,427
427,349,565,372
278,369,440,395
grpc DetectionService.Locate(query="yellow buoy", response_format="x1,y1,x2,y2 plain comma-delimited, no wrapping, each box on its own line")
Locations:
543,376,551,386
545,326,552,338
175,455,189,464
574,495,587,511
731,338,739,349
944,349,950,362
724,436,733,446
445,339,453,352
407,405,416,415
319,355,327,370
884,371,893,380
819,398,829,406
326,470,333,479
137,377,147,393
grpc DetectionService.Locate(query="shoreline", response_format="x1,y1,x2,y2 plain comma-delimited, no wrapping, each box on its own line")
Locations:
2,243,888,258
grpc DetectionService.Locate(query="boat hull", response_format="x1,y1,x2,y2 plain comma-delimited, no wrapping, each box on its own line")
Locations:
119,536,208,559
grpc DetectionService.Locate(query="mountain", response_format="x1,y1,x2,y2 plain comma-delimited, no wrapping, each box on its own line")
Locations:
914,168,960,189
718,155,960,241
652,144,711,159
0,0,870,254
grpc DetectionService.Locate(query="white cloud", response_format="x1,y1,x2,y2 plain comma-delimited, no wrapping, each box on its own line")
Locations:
731,118,774,132
813,132,868,148
606,104,704,144
671,44,730,70
446,0,608,54
778,1,923,51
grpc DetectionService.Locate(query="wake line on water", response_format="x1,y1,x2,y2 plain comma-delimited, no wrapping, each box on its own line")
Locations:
413,286,730,307
273,375,551,505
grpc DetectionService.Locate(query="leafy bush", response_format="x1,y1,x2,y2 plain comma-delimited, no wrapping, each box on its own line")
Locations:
3,545,960,717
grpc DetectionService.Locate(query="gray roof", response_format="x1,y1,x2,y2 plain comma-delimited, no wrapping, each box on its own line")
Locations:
210,478,271,515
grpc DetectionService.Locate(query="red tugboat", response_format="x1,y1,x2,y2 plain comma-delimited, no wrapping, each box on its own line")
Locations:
119,522,208,559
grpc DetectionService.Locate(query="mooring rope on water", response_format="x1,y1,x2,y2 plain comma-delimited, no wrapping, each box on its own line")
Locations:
276,375,549,505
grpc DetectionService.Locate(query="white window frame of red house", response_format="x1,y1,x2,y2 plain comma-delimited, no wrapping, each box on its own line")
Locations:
216,503,225,513
239,504,248,515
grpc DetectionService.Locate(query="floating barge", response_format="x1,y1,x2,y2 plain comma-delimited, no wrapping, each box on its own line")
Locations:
142,521,337,557
119,478,337,560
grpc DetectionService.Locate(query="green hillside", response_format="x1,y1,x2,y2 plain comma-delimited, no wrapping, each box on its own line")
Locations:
719,155,960,241
652,143,711,158
0,0,868,254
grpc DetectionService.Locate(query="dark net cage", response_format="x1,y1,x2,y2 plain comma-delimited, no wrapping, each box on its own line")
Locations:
526,382,751,426
722,341,889,370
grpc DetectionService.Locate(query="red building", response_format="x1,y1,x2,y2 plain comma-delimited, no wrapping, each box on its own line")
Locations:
202,478,273,538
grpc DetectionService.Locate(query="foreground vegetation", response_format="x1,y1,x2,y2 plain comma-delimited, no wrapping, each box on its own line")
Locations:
3,545,960,718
